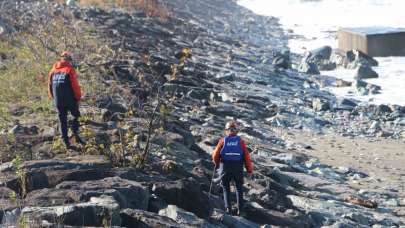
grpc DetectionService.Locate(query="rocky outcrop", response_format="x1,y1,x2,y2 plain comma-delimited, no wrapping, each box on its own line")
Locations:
0,0,404,227
355,65,379,79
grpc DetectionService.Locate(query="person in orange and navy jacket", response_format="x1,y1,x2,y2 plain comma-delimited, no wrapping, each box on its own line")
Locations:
212,121,253,215
48,51,85,149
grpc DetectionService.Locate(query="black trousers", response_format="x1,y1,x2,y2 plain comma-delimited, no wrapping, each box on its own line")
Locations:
57,103,80,144
220,162,244,210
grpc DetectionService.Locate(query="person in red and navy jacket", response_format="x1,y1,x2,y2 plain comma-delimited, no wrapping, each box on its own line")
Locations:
212,121,253,215
48,51,85,149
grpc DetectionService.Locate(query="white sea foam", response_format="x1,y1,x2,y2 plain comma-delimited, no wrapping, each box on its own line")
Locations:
238,0,405,106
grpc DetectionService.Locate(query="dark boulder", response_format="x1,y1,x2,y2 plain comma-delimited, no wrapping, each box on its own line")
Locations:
152,177,210,218
353,79,381,95
310,46,332,60
21,195,122,227
346,49,378,68
305,46,336,71
272,50,290,69
355,65,378,79
375,104,393,116
56,176,149,210
336,98,358,110
120,208,180,228
298,61,320,75
312,98,331,111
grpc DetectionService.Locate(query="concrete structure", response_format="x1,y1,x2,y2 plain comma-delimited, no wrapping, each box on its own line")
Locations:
338,27,405,57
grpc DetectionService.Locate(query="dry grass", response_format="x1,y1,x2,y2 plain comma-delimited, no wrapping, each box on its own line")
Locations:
77,0,169,20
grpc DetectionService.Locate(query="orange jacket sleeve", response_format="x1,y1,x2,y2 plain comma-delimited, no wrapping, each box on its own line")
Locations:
69,68,81,101
212,138,224,167
240,138,253,173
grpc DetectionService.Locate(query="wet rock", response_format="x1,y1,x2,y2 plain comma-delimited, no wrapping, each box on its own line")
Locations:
307,46,336,71
310,46,333,60
159,205,217,227
346,49,379,68
353,79,381,95
120,208,180,228
355,65,379,79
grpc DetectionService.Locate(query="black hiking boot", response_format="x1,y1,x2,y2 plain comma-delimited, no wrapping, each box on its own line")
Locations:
236,205,246,217
63,141,74,150
63,138,78,151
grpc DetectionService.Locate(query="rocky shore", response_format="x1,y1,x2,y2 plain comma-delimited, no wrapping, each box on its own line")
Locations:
0,0,404,227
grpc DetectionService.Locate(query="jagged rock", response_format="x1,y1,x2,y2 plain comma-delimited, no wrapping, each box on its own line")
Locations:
336,79,352,87
152,177,210,218
8,124,39,135
298,61,320,75
159,205,217,227
270,153,298,166
25,188,84,207
210,208,258,228
355,65,379,79
21,195,121,226
55,176,149,210
336,98,358,110
368,121,382,134
272,50,290,69
353,79,381,95
306,46,336,71
288,195,369,226
330,49,378,69
375,104,393,115
346,49,378,68
0,187,17,222
313,98,330,111
120,208,181,228
342,212,376,226
0,156,112,194
245,205,313,227
310,46,333,60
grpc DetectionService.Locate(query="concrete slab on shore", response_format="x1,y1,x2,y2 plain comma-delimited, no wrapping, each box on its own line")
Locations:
338,26,405,57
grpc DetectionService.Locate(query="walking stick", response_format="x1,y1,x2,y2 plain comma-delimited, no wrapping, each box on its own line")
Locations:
208,165,217,200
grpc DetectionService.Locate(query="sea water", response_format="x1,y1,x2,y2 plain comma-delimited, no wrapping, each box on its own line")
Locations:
238,0,405,106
